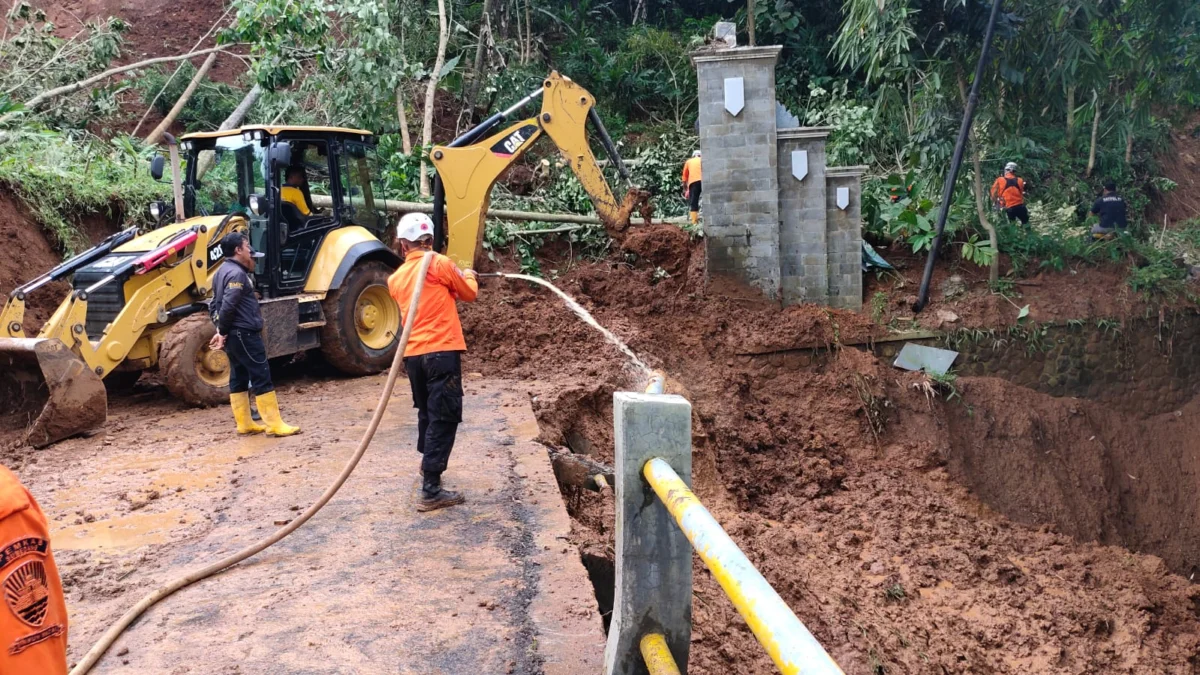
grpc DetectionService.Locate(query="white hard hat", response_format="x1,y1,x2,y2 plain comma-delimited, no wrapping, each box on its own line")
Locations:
1005,162,1018,172
693,150,702,158
397,212,435,242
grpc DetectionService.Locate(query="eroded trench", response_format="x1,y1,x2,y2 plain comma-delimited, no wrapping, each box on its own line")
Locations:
528,312,1200,648
934,313,1200,579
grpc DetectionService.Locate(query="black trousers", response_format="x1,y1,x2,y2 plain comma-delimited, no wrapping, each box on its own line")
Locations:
687,181,702,211
405,351,463,475
1005,203,1030,225
226,328,274,396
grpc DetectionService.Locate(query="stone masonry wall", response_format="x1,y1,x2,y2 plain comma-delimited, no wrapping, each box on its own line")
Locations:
694,47,783,300
777,128,830,305
826,168,866,310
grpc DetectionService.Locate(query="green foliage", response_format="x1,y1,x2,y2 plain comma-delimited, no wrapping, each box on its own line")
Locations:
0,129,163,253
1,5,127,128
628,129,697,218
133,63,243,132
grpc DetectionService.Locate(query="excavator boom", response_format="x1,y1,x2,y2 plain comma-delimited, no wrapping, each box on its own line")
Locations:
430,72,648,269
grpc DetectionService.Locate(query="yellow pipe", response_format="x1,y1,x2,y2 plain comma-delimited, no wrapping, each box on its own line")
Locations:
643,458,844,675
639,633,682,675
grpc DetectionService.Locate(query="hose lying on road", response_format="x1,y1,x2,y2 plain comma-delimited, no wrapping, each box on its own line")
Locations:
69,251,434,675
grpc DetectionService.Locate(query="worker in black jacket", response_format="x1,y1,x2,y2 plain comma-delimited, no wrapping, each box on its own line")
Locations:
208,232,300,437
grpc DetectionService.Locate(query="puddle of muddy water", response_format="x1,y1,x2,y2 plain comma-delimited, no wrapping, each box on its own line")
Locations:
53,508,195,551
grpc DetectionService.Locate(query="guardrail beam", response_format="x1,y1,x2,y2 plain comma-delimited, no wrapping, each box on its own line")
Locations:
604,392,693,675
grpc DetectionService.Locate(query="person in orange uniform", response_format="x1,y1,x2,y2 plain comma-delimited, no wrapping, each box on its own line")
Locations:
990,161,1029,225
681,150,702,225
0,466,67,675
387,213,479,512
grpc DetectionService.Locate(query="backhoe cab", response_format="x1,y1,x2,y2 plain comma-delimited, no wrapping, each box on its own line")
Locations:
0,126,401,447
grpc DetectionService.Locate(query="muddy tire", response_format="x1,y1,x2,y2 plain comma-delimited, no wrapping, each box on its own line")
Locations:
160,314,230,407
320,260,400,376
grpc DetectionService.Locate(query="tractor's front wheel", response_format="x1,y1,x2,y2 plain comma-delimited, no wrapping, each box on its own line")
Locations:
320,260,400,375
161,314,230,406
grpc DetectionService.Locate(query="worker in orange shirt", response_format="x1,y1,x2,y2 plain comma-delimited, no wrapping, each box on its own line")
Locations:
990,161,1029,225
388,213,479,512
0,466,68,675
682,150,702,225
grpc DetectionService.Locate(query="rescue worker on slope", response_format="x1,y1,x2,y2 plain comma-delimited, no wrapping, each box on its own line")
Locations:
682,150,702,225
0,466,68,675
990,161,1030,226
388,213,479,513
1090,180,1128,239
208,232,301,437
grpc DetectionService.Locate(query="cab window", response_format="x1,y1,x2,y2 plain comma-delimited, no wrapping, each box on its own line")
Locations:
339,142,387,237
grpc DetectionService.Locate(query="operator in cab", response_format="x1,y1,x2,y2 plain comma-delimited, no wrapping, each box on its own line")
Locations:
0,466,68,675
280,166,313,217
209,232,302,438
387,213,479,513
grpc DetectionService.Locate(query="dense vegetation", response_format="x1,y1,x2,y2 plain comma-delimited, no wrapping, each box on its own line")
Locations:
3,0,1200,294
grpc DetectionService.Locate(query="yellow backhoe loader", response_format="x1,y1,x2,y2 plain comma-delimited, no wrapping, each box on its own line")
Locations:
1,127,402,447
0,72,640,448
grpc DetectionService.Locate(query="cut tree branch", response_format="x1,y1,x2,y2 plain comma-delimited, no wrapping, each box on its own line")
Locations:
0,45,230,127
143,51,218,146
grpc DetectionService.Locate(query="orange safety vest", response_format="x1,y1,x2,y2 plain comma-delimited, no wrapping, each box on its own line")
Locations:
682,156,702,186
0,467,67,675
990,173,1026,208
387,250,479,357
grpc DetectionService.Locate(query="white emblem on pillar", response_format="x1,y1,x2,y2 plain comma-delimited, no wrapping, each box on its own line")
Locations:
837,187,851,210
791,150,808,181
724,77,744,116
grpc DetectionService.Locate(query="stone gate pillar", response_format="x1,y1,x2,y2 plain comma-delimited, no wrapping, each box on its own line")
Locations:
691,46,784,301
777,127,831,306
826,166,867,310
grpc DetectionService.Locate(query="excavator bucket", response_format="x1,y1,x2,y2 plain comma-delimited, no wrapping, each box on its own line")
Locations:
0,338,107,448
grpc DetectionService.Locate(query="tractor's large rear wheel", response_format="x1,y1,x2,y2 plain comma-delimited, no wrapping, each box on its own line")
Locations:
161,314,230,406
320,260,400,375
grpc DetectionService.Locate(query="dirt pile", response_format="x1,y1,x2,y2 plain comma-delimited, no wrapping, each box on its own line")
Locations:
0,192,121,334
461,231,1200,673
0,193,72,333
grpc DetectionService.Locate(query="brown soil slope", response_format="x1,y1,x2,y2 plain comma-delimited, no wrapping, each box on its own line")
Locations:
462,235,1200,674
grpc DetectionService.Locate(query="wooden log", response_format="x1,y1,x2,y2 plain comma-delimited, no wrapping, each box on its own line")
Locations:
310,194,688,226
549,447,614,492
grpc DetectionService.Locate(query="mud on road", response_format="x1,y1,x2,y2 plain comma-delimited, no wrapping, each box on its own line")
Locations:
13,369,603,674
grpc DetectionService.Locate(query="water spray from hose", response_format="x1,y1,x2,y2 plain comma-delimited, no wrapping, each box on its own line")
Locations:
480,272,654,382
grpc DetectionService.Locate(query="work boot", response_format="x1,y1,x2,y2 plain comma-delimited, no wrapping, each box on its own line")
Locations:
229,392,267,435
689,210,699,225
255,391,301,437
418,472,464,512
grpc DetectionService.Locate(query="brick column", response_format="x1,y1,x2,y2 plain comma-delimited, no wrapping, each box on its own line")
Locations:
691,46,783,301
777,128,831,306
825,166,867,310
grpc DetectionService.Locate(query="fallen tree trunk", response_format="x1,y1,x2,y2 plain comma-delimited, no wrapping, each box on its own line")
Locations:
311,194,687,225
0,45,229,127
195,84,263,178
144,51,219,146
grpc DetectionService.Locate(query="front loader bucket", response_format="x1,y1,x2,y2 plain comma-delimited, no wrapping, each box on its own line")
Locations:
0,338,107,448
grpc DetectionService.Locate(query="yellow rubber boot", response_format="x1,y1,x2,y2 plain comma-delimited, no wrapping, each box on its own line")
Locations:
230,392,267,435
256,391,301,437
689,211,699,225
